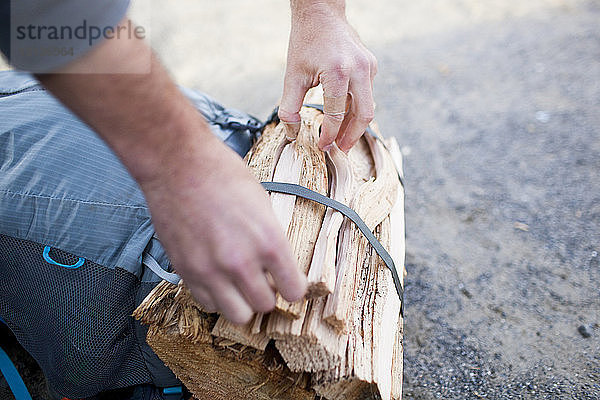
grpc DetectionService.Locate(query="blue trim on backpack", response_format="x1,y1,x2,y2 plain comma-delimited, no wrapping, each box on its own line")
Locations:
0,345,33,400
42,246,85,269
162,385,183,400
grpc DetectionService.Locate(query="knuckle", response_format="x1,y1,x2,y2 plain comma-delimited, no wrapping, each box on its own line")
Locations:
278,108,298,123
370,56,379,75
261,241,280,263
325,113,345,124
323,61,351,85
221,253,250,276
354,56,370,74
356,112,375,124
333,64,351,81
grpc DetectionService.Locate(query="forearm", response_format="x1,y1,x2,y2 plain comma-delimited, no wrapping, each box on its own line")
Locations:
291,0,345,14
36,19,217,185
289,0,347,35
37,18,305,323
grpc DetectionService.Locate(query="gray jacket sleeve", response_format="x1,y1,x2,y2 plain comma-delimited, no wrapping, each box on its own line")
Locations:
2,0,130,72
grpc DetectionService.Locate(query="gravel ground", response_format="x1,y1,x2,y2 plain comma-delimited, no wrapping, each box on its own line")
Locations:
1,0,599,399
378,2,600,398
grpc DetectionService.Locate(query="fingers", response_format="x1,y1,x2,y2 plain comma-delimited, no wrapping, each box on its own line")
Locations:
336,69,375,152
222,255,276,313
319,68,350,150
236,271,276,313
208,278,254,325
279,73,310,140
191,223,305,324
318,51,377,152
188,286,217,313
204,242,303,325
260,232,307,303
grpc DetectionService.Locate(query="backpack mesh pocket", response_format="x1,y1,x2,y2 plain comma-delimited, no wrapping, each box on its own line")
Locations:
0,234,151,398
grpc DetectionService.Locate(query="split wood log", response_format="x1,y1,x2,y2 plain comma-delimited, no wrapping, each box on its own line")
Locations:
133,281,213,344
310,221,400,399
268,129,403,382
272,106,328,318
311,136,405,400
211,314,270,351
306,146,353,298
268,135,375,373
391,316,404,400
134,281,315,400
210,120,289,348
251,313,264,335
271,142,303,237
323,132,399,333
384,137,406,400
274,295,347,373
310,220,387,394
244,121,288,181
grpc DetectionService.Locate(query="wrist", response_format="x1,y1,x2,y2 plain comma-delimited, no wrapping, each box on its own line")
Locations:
128,110,222,189
291,0,346,20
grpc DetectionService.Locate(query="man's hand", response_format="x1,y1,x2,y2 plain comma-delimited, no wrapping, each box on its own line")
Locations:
38,18,307,324
140,135,307,324
279,0,377,152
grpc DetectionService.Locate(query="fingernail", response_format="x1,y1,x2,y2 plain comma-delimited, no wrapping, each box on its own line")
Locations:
283,121,300,140
322,144,333,152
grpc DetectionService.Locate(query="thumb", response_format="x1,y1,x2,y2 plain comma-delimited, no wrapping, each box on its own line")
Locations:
279,74,309,139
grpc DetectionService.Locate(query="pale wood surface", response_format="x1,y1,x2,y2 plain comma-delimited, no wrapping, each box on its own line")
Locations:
306,146,353,298
323,133,399,332
273,107,328,318
271,143,303,237
244,122,287,181
211,316,270,351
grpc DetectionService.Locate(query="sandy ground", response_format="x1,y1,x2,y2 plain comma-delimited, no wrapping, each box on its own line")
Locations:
1,0,599,398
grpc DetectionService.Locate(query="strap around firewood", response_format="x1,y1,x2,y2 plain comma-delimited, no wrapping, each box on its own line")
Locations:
261,181,404,315
143,182,404,316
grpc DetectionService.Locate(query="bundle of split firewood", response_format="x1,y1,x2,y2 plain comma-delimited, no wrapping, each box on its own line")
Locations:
134,90,405,400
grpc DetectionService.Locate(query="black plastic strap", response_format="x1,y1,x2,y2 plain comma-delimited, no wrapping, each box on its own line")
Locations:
262,181,403,315
262,105,281,129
